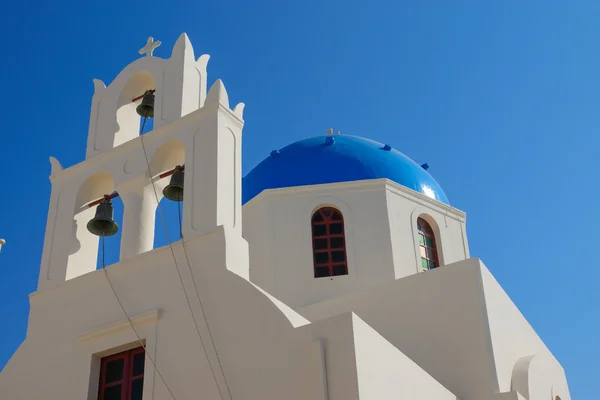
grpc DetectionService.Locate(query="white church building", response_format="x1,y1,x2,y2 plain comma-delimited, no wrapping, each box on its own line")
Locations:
0,34,571,400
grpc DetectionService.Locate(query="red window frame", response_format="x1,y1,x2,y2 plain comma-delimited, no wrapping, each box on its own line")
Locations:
417,217,439,271
311,207,348,278
98,346,145,400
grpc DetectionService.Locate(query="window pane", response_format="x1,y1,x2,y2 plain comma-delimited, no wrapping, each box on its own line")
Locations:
313,224,326,236
419,246,427,258
132,352,145,377
331,212,342,221
312,213,323,222
322,209,331,217
315,267,330,278
329,223,343,235
429,260,437,269
425,237,433,247
330,237,344,249
315,252,329,264
105,359,124,384
331,251,345,263
314,238,327,250
332,264,347,276
421,258,428,270
130,378,144,400
427,248,435,259
104,385,122,400
418,234,424,245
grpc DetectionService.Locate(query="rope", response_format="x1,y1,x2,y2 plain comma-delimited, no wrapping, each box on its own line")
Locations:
101,266,179,400
137,114,230,400
100,232,178,400
180,240,234,400
178,198,182,240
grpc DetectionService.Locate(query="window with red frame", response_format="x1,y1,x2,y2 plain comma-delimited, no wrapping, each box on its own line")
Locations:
311,207,348,278
98,347,145,400
417,217,439,271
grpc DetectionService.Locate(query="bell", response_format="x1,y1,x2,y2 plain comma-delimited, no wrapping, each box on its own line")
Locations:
163,167,184,202
136,90,155,118
87,198,119,237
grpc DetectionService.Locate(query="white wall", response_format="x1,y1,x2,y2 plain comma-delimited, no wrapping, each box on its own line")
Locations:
1,227,463,400
0,228,328,399
480,267,571,400
243,180,396,309
351,313,457,400
243,179,468,309
297,258,570,400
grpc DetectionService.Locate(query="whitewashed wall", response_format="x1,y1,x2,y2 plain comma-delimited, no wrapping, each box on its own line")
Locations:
243,179,468,309
297,258,571,400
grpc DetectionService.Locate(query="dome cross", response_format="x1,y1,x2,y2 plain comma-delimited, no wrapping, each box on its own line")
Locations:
326,128,340,135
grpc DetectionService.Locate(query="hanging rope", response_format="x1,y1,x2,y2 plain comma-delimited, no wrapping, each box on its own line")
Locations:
100,217,179,400
177,199,183,240
137,113,232,400
101,266,179,400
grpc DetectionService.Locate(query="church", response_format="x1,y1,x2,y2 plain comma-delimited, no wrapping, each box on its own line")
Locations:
0,34,571,400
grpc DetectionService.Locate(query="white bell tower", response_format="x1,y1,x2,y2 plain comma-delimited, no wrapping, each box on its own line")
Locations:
38,33,246,291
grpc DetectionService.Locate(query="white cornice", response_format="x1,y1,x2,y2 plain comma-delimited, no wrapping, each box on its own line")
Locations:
384,180,466,220
78,308,162,342
244,178,466,220
244,179,385,205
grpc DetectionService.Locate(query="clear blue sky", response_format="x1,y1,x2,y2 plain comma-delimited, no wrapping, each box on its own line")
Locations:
0,1,598,398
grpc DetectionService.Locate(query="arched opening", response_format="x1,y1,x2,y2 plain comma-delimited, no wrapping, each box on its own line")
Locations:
67,171,123,279
150,140,186,249
153,197,182,249
150,140,185,177
115,71,156,146
311,207,348,278
417,217,439,271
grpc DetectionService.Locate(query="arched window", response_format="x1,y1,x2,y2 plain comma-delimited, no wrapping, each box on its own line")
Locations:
417,217,439,271
312,207,348,278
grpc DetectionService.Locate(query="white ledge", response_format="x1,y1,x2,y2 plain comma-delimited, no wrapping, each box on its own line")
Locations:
78,309,162,342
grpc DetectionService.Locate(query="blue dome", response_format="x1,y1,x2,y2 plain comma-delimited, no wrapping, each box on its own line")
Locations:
242,135,449,205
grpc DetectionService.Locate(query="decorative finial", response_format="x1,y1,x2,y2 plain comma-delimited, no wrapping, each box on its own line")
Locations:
326,128,340,135
49,156,63,176
139,37,162,57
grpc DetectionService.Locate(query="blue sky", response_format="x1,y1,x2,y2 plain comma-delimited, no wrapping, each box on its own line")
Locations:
0,1,598,398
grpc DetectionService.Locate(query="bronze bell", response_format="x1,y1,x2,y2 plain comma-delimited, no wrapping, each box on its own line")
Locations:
136,90,155,118
163,166,184,202
87,197,119,237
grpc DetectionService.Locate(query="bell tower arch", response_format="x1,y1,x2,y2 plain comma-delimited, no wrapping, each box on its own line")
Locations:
86,34,211,159
38,33,246,291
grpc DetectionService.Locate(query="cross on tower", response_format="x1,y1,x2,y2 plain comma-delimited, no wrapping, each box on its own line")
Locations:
139,37,162,57
326,128,340,135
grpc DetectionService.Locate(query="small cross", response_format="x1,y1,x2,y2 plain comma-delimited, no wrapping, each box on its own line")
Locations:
139,37,162,57
326,128,340,135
